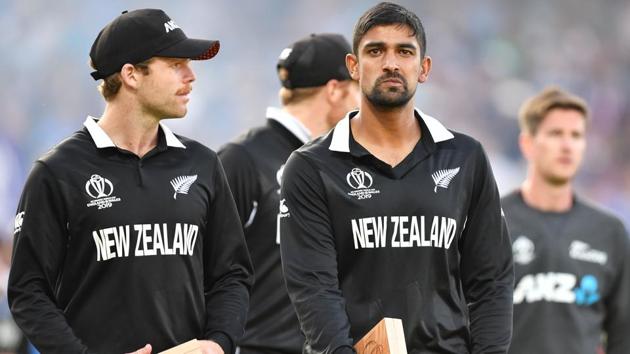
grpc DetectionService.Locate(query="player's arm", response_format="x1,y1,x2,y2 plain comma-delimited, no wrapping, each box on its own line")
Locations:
8,162,93,354
603,221,630,354
203,154,254,354
459,142,514,354
218,143,260,226
280,152,354,354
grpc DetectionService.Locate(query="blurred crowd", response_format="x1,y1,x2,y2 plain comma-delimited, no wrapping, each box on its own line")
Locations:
1,0,629,351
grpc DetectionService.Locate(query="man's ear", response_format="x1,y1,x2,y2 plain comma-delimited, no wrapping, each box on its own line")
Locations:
119,63,141,89
346,53,360,81
418,55,432,83
324,80,343,104
519,131,533,162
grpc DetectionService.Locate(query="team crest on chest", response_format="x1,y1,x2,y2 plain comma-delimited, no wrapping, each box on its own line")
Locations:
170,175,198,200
431,167,460,193
346,168,380,200
85,174,121,210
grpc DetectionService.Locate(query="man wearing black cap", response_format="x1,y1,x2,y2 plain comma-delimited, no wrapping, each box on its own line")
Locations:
218,34,358,354
8,9,252,354
279,3,513,354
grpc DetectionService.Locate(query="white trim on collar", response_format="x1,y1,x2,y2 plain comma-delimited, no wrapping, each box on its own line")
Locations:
415,108,455,143
266,107,311,144
328,108,454,152
83,116,186,149
160,123,186,148
83,116,115,148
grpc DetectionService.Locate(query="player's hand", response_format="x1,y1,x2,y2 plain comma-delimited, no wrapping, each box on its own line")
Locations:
199,340,224,354
127,344,152,354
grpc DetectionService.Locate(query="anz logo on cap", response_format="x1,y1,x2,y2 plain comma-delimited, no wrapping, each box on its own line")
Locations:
164,20,180,33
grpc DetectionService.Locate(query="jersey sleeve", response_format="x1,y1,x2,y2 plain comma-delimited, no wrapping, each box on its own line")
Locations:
604,221,630,354
8,161,92,354
203,155,254,354
218,143,260,227
279,152,355,354
459,143,514,354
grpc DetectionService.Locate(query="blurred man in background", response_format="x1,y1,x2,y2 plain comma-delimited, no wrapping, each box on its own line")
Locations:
503,87,630,354
219,33,359,354
8,9,252,354
279,2,513,353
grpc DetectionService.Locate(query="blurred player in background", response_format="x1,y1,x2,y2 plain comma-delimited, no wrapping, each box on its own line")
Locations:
502,86,630,354
219,33,358,354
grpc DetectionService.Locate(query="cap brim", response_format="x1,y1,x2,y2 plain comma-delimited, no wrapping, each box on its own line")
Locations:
156,39,220,60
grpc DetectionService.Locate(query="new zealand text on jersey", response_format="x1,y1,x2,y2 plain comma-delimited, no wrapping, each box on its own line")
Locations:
351,215,457,249
92,223,199,261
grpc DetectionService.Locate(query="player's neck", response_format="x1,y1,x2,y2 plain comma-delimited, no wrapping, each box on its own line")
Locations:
283,103,326,139
351,102,420,167
521,175,574,213
98,102,161,158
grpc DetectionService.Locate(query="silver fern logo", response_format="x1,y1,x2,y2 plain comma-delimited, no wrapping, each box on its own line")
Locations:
431,167,460,193
170,175,198,199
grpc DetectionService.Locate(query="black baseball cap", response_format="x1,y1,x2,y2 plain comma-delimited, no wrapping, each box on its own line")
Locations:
90,9,220,80
277,33,352,89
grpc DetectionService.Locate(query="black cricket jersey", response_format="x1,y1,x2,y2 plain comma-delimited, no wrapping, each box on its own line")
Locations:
218,107,309,354
502,191,630,354
279,109,514,354
9,117,253,354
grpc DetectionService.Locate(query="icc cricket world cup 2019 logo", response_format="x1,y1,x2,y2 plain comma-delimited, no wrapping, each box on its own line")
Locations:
346,168,379,200
347,168,373,190
85,174,114,199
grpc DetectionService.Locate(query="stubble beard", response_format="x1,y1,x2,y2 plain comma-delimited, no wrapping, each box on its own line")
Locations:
365,73,415,109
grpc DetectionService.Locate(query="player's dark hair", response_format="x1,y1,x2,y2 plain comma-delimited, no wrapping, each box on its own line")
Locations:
353,2,427,57
519,86,589,135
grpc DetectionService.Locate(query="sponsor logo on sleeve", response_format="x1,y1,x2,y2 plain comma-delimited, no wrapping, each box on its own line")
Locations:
85,174,121,210
276,198,290,244
346,168,380,200
14,211,25,234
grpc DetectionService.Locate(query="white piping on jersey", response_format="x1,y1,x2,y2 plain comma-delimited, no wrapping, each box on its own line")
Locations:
328,108,455,152
83,116,186,149
266,107,311,144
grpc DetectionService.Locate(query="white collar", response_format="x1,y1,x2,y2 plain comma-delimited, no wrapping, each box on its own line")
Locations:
83,116,186,149
328,107,454,152
266,107,311,144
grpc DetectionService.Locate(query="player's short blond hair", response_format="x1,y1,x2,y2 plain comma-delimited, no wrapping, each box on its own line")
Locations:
279,86,323,106
518,86,589,135
90,58,153,101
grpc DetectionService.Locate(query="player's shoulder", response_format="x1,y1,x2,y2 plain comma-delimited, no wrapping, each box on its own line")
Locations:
38,128,94,167
293,130,332,161
176,134,219,160
501,189,523,207
575,196,627,232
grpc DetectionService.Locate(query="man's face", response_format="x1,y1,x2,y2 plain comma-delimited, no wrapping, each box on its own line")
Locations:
523,108,587,185
136,57,196,119
347,24,430,109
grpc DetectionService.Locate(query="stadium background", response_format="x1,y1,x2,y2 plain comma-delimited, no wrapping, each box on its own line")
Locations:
0,0,629,351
